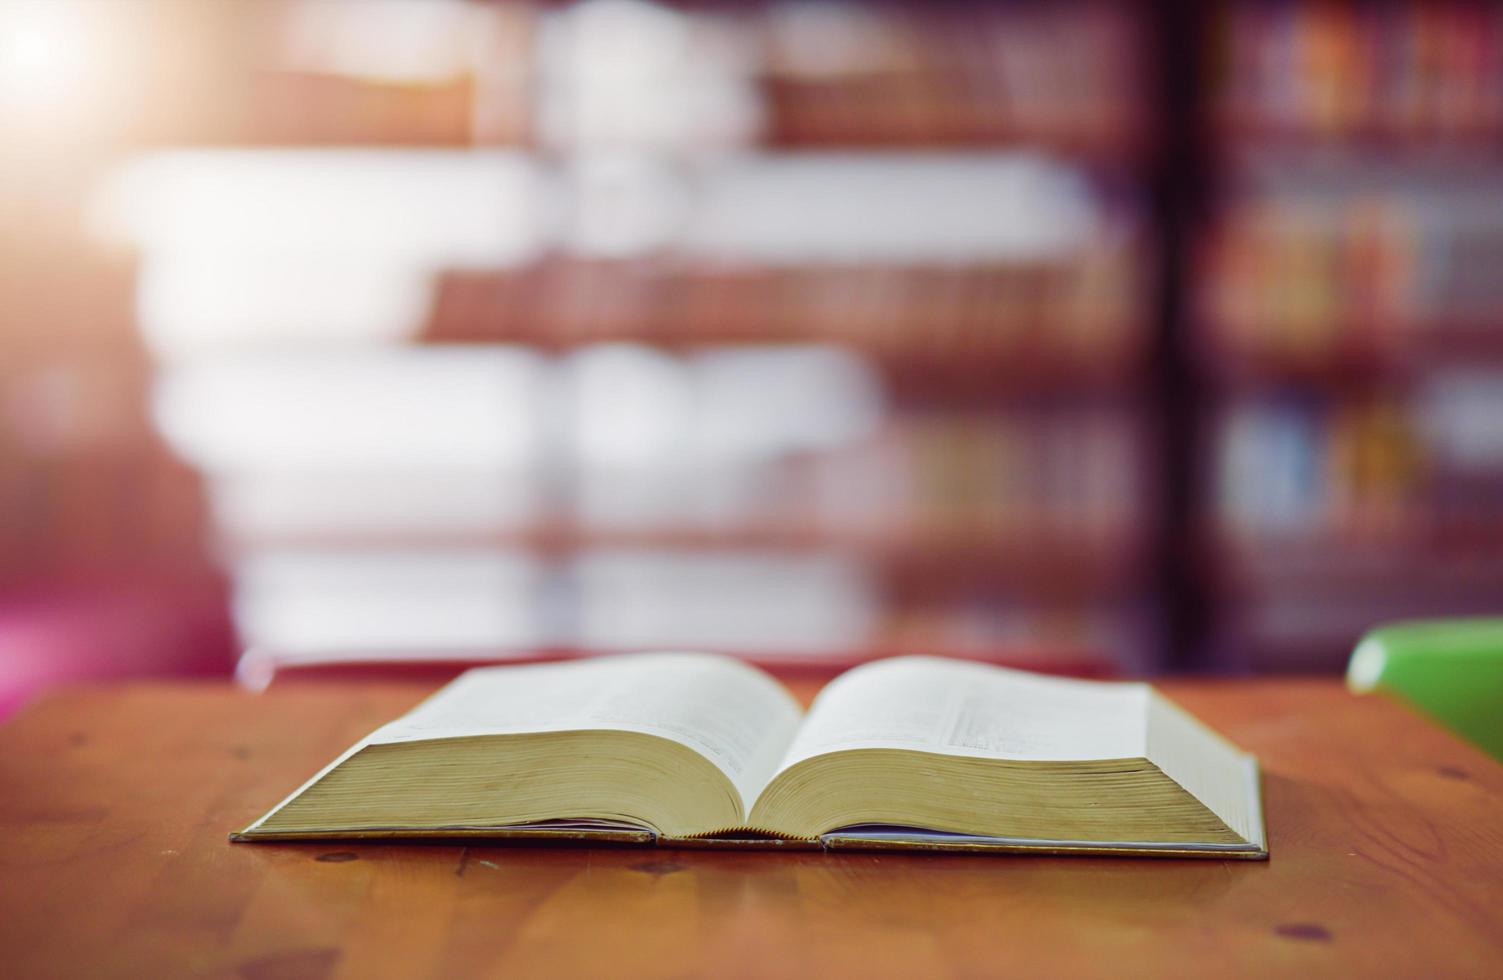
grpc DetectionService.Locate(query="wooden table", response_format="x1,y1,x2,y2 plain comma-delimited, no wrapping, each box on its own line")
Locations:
2,677,1501,978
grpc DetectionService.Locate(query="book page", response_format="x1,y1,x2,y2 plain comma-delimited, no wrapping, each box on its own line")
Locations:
369,653,804,814
776,657,1150,770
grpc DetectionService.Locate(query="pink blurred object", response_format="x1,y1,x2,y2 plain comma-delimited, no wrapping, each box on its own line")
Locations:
0,576,236,719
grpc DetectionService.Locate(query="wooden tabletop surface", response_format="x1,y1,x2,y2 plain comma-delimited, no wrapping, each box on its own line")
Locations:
1,676,1501,978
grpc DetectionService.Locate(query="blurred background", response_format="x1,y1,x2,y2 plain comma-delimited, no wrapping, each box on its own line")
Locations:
3,0,1502,711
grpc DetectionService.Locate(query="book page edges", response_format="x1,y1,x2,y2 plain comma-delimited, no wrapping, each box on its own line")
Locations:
1148,693,1262,845
229,757,1265,858
1242,755,1268,855
228,825,1262,857
235,736,379,838
826,757,1266,859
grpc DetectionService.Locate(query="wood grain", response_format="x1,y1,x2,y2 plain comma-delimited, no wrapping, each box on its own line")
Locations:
1,677,1501,978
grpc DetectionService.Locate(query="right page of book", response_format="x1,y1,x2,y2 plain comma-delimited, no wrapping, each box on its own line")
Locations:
777,656,1150,770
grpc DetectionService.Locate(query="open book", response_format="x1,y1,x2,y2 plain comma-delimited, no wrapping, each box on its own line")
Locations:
234,654,1267,858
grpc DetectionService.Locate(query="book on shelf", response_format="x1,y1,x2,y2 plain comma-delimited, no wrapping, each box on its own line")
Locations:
424,256,1145,358
1203,188,1503,362
761,2,1142,150
234,653,1267,858
1218,1,1503,140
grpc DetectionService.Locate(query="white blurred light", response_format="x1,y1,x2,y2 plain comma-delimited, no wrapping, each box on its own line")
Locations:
1421,373,1503,468
566,152,691,257
692,346,882,458
683,154,1103,262
207,470,542,542
568,343,881,467
565,344,881,529
537,0,761,151
135,256,435,355
1346,636,1388,692
281,0,478,83
91,150,554,357
0,1,86,104
570,551,876,653
767,1,897,76
153,347,549,471
567,346,694,527
232,550,548,653
568,345,694,468
93,149,546,262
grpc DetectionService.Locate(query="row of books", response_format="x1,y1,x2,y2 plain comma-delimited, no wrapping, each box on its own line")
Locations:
759,3,1143,151
1207,381,1503,670
878,598,1138,666
98,149,1132,363
214,72,481,148
1200,190,1503,363
148,346,1142,555
2,420,1135,611
1216,395,1421,543
196,417,1145,555
1213,385,1503,549
228,545,1137,664
64,0,1161,673
806,413,1143,548
1204,2,1503,668
146,0,1142,152
1215,1,1503,141
426,256,1145,364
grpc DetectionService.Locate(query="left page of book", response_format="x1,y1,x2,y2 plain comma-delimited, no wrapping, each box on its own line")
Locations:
365,653,805,817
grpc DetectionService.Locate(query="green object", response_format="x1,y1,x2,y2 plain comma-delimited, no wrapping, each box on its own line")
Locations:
1348,619,1503,761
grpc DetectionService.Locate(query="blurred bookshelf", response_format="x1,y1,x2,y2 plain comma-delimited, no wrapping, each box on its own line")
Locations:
757,2,1148,156
121,1,1148,158
18,0,1503,680
79,0,1159,675
1212,2,1503,147
1196,0,1503,671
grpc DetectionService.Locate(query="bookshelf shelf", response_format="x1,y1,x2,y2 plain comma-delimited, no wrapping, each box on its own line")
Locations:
1195,329,1503,389
758,72,1143,158
14,0,1167,676
422,257,1151,394
1213,118,1503,154
414,339,1146,396
1194,0,1503,668
215,524,1143,589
